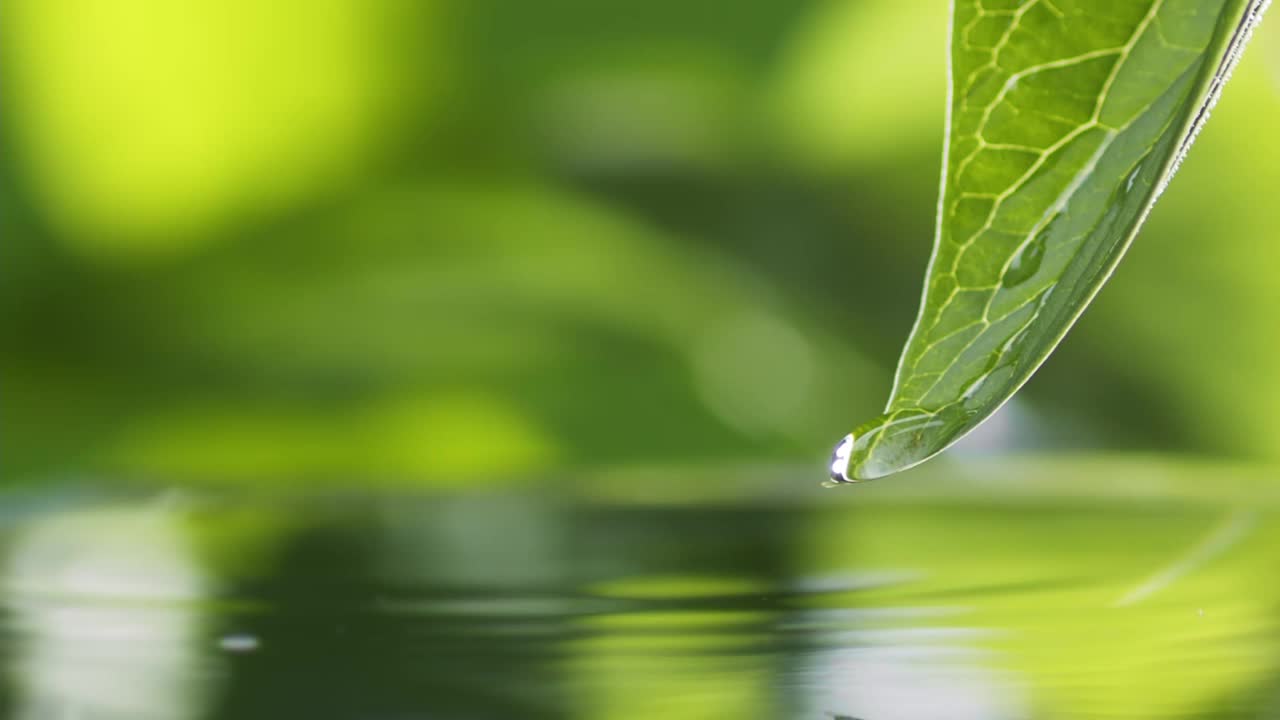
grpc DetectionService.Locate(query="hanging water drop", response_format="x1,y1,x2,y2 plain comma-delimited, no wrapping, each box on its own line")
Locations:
827,433,855,484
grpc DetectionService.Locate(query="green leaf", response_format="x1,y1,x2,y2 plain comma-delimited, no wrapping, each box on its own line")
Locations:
832,0,1270,482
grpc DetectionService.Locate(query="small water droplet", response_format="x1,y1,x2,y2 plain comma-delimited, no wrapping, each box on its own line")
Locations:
827,433,855,484
1125,166,1142,192
219,633,261,653
1002,237,1046,288
961,374,988,401
1003,214,1063,288
961,363,1015,411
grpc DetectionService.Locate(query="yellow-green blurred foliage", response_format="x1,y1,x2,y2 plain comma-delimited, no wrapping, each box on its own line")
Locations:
1,0,1278,485
2,0,442,256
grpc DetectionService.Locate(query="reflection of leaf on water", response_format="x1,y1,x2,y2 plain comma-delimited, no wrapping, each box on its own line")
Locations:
801,459,1280,718
1114,507,1257,607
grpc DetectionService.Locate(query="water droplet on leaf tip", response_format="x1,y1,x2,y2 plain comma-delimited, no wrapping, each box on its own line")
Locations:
827,433,855,484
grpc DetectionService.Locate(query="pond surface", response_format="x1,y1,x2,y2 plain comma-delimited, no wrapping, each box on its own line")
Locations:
1,458,1279,719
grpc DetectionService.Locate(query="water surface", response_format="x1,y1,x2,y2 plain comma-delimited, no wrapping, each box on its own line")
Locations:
1,458,1278,719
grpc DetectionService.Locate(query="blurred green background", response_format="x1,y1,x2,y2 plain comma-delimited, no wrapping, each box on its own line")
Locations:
3,0,1279,486
3,7,1280,718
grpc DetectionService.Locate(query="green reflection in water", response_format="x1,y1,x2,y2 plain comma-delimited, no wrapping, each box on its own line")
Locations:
0,459,1276,719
